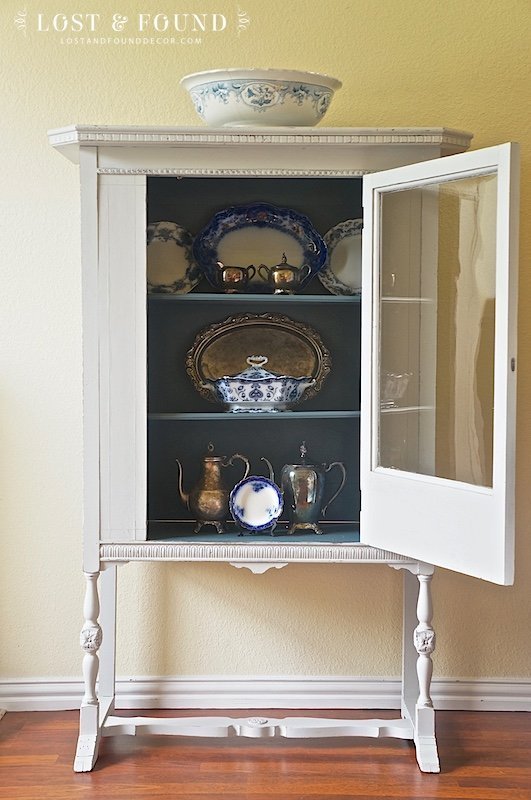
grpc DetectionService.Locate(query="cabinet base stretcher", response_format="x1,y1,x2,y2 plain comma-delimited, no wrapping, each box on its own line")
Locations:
74,555,439,774
75,710,438,775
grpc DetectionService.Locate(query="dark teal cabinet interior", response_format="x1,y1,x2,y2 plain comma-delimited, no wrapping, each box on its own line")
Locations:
146,176,363,541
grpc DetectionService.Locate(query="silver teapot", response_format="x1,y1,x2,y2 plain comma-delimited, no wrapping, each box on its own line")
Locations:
280,442,346,535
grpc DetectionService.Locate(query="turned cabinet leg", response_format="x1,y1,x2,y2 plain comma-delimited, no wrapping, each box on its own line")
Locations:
413,570,439,773
74,571,103,773
80,571,103,705
415,574,435,708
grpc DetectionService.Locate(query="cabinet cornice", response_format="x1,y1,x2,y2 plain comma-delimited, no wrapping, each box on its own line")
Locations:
48,125,473,164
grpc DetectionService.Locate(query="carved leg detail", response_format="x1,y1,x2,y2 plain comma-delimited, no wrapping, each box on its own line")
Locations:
414,574,436,708
413,571,439,773
74,571,103,772
80,572,103,704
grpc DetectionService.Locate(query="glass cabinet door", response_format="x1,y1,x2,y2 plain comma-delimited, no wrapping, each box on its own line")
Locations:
360,144,519,584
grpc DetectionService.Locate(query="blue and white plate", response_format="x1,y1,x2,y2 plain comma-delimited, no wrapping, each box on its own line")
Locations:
230,476,283,531
147,221,201,294
193,203,327,290
318,218,363,296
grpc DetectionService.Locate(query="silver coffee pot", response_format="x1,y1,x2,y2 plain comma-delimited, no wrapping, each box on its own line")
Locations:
280,442,346,535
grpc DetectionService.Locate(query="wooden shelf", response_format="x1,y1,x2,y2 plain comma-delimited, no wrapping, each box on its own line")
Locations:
148,292,360,304
381,296,434,304
147,520,361,542
148,411,360,421
380,405,433,415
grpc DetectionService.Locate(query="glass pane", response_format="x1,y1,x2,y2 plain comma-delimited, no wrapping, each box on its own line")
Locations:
378,173,497,487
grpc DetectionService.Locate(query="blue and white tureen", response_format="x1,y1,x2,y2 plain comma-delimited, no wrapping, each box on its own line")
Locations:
202,355,316,413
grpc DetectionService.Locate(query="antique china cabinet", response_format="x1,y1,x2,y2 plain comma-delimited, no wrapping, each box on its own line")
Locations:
48,125,519,773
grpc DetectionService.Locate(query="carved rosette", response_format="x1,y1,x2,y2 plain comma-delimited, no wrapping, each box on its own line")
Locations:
414,627,436,655
80,625,103,653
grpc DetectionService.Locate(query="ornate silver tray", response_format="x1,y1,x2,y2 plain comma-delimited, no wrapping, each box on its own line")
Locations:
186,312,331,404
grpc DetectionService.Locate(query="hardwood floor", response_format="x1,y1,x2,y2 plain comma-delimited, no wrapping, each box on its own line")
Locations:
1,708,531,799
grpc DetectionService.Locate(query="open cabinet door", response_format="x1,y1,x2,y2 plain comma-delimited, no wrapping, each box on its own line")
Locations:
360,143,519,584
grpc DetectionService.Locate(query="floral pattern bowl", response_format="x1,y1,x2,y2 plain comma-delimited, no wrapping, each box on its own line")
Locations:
230,476,283,532
180,69,342,127
201,355,316,412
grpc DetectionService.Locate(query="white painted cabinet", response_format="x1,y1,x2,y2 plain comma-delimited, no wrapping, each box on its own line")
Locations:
49,126,518,773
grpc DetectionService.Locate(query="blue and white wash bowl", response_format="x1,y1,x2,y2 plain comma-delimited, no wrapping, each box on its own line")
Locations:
180,69,342,127
230,476,283,532
201,355,316,413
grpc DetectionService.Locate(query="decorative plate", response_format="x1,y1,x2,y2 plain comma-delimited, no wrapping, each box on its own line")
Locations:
193,203,327,290
230,476,283,531
186,312,331,404
318,219,363,296
147,221,201,294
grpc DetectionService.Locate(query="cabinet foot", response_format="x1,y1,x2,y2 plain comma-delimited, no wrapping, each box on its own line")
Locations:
415,732,440,773
74,733,100,772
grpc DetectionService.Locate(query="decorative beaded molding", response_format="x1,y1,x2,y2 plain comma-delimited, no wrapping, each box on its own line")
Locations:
100,541,414,564
48,125,473,150
97,167,369,177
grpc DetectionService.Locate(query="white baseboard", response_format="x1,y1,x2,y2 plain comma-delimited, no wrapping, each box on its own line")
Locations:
1,676,531,713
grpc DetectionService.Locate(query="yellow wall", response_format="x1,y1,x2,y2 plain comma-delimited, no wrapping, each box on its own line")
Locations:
1,0,531,682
